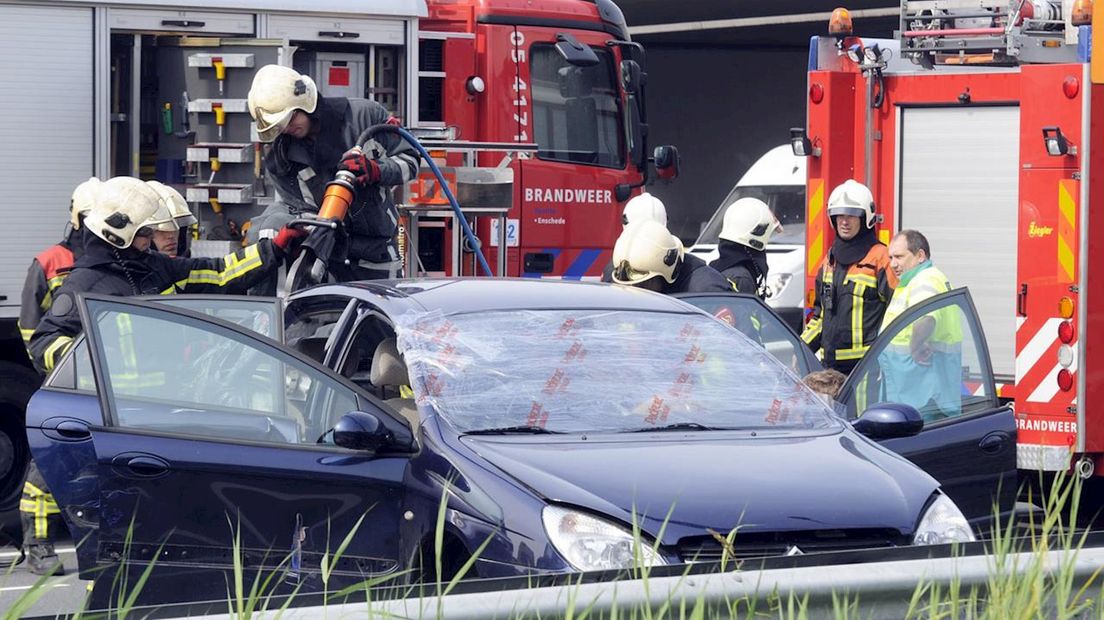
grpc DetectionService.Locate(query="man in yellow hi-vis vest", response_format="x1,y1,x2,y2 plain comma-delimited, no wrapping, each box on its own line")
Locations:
879,230,962,420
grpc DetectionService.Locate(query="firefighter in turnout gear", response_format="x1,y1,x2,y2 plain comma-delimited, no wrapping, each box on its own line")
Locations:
711,197,780,299
801,180,897,374
601,192,669,282
246,64,420,282
18,178,101,349
146,181,196,258
16,177,102,576
610,220,734,294
28,176,301,376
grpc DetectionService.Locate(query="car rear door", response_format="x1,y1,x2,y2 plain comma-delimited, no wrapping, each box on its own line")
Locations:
673,293,822,377
837,289,1017,529
74,294,412,602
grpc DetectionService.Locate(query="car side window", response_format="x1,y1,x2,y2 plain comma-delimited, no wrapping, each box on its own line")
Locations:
284,296,354,364
86,301,359,446
839,293,995,422
46,338,96,392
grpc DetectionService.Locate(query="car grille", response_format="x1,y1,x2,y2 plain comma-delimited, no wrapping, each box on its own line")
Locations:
676,528,906,563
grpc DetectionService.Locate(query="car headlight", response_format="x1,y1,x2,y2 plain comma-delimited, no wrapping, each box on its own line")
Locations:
542,506,668,571
766,273,793,299
912,494,976,545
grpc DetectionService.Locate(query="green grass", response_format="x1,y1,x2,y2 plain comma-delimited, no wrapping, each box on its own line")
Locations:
6,469,1104,619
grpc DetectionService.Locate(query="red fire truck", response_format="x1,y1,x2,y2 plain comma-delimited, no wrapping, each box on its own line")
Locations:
412,0,677,278
801,1,1102,478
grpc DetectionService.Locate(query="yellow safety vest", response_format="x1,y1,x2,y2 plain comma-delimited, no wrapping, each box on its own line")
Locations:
880,264,961,352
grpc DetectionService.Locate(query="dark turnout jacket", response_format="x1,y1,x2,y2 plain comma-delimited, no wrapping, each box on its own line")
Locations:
28,233,283,374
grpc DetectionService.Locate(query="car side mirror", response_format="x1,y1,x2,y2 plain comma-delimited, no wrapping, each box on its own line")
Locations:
334,410,394,451
653,145,680,181
852,403,923,439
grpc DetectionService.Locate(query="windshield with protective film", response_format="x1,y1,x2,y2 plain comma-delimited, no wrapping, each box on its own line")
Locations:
395,309,837,434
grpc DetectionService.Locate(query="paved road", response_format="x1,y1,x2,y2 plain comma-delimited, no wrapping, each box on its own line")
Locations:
0,545,88,617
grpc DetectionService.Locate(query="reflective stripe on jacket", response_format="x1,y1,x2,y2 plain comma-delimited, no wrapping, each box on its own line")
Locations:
801,244,896,371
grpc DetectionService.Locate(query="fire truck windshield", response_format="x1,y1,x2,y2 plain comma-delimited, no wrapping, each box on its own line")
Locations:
530,44,625,169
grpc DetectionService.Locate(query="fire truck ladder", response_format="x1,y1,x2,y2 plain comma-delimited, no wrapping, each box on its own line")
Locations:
899,0,1081,67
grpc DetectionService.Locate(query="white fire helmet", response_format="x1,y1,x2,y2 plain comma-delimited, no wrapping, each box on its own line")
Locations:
826,179,876,229
611,220,684,285
621,192,668,228
83,177,163,249
70,177,102,230
719,197,781,251
248,65,318,143
146,181,196,228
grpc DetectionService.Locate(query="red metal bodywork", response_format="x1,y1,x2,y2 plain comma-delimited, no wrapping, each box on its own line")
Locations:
805,48,1104,474
420,0,638,278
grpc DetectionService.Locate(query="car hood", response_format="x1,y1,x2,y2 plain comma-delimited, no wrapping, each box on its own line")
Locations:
460,430,935,544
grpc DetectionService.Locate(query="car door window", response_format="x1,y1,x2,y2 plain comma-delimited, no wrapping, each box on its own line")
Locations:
284,296,356,364
674,293,817,377
46,337,96,392
839,290,996,422
83,299,358,446
149,296,282,340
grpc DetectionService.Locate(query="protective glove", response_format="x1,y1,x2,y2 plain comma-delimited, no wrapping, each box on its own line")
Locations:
338,147,381,186
272,226,306,251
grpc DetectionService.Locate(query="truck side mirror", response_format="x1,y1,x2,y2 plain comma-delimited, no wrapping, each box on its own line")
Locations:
653,145,680,181
620,60,644,94
555,33,600,67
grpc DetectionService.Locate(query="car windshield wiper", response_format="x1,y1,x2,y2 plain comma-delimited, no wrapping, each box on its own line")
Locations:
465,425,565,435
624,422,726,433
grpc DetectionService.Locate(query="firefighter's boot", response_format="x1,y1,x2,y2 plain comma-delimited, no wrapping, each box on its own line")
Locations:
25,541,64,576
20,462,66,576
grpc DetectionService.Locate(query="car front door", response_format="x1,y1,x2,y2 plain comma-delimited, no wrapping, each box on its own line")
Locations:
75,294,413,604
837,289,1017,529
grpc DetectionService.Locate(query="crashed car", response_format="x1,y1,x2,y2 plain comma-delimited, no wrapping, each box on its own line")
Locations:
26,279,993,602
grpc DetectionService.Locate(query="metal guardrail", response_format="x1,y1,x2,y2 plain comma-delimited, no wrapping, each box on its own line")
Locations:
162,546,1104,619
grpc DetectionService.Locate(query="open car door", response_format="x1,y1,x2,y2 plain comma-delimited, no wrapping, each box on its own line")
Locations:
673,293,822,377
73,294,415,604
838,288,1017,530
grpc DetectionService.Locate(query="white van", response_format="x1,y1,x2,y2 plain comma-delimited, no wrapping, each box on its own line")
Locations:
688,145,806,332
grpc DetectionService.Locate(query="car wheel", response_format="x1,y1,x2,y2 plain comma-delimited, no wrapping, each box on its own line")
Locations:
0,364,40,513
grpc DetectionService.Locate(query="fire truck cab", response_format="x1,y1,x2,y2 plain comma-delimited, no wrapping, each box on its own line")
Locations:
803,0,1101,479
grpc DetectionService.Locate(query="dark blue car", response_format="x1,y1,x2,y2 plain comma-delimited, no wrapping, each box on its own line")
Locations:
25,279,1012,602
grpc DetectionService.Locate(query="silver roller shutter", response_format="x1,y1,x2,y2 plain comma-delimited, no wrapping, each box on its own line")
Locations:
897,105,1019,381
0,4,94,318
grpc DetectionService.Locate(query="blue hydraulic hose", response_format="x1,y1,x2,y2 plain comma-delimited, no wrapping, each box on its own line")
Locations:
395,127,494,277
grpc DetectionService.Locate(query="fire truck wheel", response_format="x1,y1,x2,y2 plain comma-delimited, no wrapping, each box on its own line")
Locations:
0,364,39,514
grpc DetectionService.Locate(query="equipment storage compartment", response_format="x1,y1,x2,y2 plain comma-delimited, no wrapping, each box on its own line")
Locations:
897,105,1020,382
109,9,254,35
266,15,405,45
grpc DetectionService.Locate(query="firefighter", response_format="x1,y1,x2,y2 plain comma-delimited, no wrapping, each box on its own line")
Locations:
801,180,897,374
15,177,101,576
245,64,420,282
879,229,962,419
610,220,733,294
28,176,302,376
146,181,196,258
601,192,669,282
711,197,779,299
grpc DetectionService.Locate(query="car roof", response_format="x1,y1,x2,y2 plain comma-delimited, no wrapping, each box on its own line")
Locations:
295,278,698,316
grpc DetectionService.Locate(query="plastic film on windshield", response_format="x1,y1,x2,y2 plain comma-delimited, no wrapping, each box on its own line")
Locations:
394,309,835,434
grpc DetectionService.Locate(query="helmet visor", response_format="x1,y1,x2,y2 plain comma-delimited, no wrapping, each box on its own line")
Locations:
612,261,660,285
254,107,294,143
827,206,867,219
